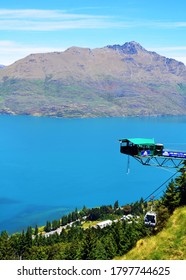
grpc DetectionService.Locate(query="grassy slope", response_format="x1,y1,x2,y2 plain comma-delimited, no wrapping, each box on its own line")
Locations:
118,206,186,260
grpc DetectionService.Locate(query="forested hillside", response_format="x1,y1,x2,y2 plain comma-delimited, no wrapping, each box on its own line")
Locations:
119,206,186,260
0,164,186,260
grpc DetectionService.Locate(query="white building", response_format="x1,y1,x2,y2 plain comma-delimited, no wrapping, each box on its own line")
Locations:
96,220,113,229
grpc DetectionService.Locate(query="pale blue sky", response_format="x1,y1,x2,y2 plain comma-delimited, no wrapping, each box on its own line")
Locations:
0,0,186,65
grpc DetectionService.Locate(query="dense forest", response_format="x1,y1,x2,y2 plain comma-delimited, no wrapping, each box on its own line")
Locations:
0,164,186,260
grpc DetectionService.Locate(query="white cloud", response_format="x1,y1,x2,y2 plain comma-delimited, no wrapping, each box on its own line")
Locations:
173,57,186,65
150,46,186,65
144,20,186,29
0,9,101,19
0,9,114,31
151,46,186,52
0,9,186,31
0,19,119,31
0,41,64,65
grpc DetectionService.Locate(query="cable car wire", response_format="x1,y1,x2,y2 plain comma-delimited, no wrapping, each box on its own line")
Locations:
144,170,180,202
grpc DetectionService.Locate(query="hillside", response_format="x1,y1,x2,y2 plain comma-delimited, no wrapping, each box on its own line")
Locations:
119,206,186,260
0,190,186,260
0,41,186,117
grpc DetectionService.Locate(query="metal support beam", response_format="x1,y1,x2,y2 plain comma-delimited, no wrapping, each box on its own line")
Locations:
134,156,184,168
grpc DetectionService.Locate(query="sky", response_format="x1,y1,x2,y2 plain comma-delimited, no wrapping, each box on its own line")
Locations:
0,0,186,65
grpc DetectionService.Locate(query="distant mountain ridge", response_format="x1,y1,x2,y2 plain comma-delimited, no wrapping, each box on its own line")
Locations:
0,41,186,118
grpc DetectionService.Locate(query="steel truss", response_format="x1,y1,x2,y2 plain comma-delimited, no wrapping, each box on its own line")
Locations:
134,156,184,168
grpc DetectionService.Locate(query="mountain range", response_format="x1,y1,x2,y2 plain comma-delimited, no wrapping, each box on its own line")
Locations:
0,41,186,118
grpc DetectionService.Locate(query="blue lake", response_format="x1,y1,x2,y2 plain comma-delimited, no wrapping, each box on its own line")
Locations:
0,115,186,233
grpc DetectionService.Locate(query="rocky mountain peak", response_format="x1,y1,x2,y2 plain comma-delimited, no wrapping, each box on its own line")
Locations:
106,41,146,54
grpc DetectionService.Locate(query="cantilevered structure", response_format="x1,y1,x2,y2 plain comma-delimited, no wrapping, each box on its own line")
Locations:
119,138,186,168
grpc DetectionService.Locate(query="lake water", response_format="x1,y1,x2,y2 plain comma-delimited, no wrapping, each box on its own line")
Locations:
0,115,186,233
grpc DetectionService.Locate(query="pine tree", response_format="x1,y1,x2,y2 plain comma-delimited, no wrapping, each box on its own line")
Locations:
162,180,180,213
91,239,108,259
67,213,72,223
102,233,117,259
80,229,98,259
176,166,186,206
64,241,81,260
17,231,27,259
25,226,33,248
52,219,60,230
0,231,15,259
34,225,39,236
114,200,119,210
156,204,170,231
28,246,49,260
111,222,126,255
44,221,51,232
61,215,68,226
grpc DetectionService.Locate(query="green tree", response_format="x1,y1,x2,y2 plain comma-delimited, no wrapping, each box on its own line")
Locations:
78,205,88,218
61,215,68,226
64,241,81,260
176,166,186,206
90,239,108,259
162,180,180,213
44,221,51,232
52,219,60,230
114,200,119,210
25,226,33,248
100,205,112,216
89,208,100,221
28,246,49,260
0,231,15,259
102,233,117,259
34,225,39,236
111,222,127,255
67,213,72,223
80,228,98,259
16,231,27,260
156,204,170,232
123,204,132,215
131,198,144,215
72,211,78,221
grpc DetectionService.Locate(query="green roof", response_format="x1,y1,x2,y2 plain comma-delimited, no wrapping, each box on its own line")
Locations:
124,138,155,145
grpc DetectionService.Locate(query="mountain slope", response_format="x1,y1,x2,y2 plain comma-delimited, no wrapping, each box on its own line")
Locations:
0,41,186,117
119,207,186,260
